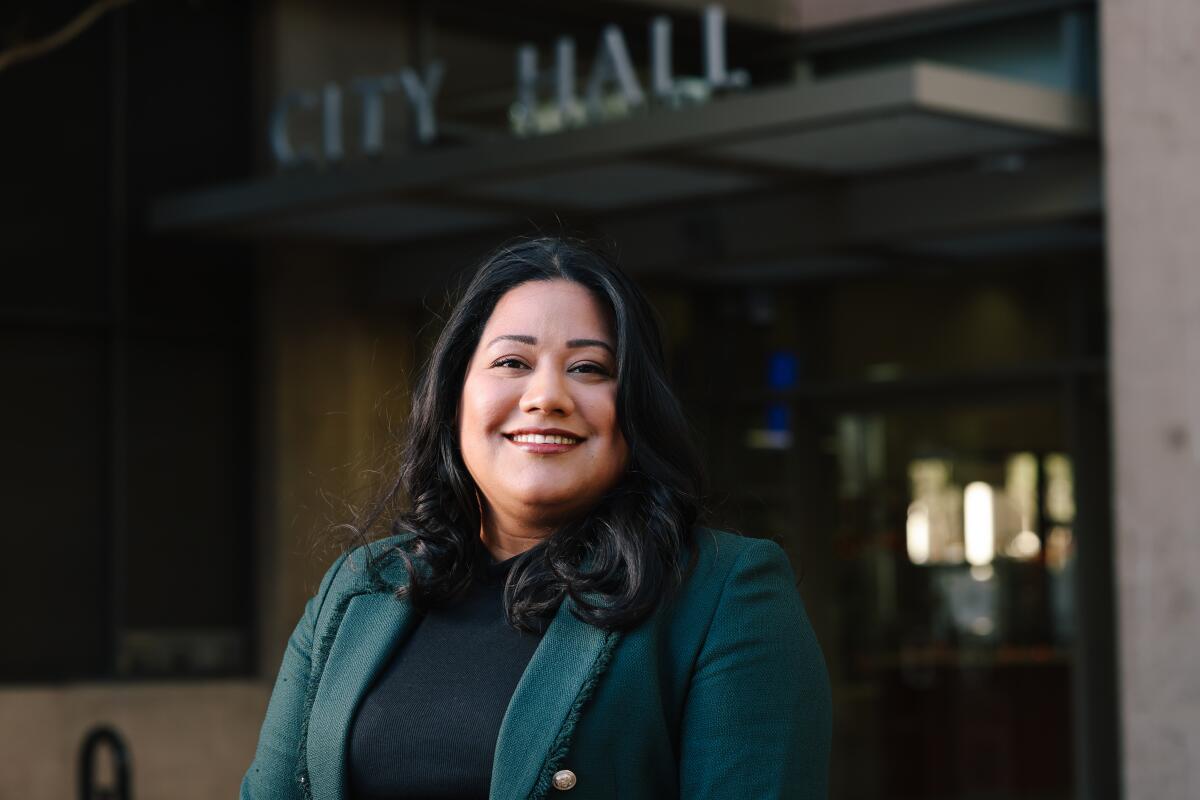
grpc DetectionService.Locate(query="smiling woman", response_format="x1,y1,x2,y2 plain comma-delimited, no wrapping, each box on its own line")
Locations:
460,280,630,561
241,237,832,800
386,238,707,634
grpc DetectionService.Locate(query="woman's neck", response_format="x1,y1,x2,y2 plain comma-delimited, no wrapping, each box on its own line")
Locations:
478,506,558,561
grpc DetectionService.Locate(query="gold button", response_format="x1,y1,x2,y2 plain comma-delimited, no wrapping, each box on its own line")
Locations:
552,769,577,791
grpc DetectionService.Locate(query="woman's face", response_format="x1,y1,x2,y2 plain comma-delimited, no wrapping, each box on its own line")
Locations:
459,279,629,530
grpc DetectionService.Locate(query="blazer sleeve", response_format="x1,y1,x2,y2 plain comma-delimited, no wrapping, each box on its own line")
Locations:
678,537,832,799
240,551,350,800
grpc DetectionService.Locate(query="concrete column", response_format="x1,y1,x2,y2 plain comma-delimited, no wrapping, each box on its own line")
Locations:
255,249,416,675
1101,1,1200,797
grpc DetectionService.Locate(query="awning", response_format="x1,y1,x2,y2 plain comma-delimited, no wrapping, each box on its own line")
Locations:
150,61,1096,245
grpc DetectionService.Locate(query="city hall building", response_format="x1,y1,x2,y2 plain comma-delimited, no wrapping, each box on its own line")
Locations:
3,1,1195,798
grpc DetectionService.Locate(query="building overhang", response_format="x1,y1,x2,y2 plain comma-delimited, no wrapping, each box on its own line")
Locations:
150,61,1097,245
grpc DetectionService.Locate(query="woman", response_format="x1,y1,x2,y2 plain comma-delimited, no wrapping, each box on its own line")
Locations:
242,237,831,800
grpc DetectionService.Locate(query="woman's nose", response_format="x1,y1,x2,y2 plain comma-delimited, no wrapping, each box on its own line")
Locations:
519,365,575,416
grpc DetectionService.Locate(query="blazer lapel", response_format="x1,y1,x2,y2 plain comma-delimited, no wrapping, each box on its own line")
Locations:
307,589,418,800
491,598,621,800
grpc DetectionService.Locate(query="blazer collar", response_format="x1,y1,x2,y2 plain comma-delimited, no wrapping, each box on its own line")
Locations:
304,543,621,800
491,598,620,800
307,590,418,800
306,542,419,800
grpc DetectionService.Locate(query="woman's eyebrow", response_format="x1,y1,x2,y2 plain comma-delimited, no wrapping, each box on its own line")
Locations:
485,334,614,355
567,338,616,356
486,334,536,348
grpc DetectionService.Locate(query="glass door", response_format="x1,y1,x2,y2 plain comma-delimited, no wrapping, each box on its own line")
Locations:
658,265,1114,799
809,400,1077,799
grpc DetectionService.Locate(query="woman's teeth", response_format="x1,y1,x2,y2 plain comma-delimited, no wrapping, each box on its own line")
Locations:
510,433,580,445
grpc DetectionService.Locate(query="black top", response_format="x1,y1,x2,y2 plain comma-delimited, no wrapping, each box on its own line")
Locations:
347,552,546,800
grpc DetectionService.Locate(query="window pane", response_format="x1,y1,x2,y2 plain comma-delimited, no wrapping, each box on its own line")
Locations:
120,337,251,676
0,333,108,680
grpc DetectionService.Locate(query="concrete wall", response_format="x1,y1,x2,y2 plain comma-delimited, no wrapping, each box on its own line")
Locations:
0,683,268,799
1101,1,1200,797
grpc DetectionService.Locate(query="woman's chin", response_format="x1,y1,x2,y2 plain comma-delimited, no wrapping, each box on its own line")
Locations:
510,488,591,518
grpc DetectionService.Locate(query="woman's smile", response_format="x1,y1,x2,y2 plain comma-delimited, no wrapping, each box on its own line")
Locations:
504,427,586,453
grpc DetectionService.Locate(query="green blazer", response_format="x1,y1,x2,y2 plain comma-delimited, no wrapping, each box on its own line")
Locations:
241,528,831,800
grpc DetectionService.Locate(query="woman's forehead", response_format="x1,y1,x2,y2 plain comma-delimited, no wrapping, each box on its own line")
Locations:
482,280,615,343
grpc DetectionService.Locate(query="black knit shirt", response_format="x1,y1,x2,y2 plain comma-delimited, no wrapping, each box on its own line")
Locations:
347,553,546,800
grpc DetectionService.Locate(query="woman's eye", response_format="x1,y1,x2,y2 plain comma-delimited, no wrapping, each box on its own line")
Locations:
490,358,610,375
491,357,529,369
570,362,611,376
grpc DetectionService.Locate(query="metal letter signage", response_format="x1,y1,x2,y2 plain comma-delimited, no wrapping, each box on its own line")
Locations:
585,25,646,116
268,5,745,165
269,90,319,166
702,5,748,91
510,4,748,136
269,62,445,168
399,62,445,145
351,75,399,157
514,37,583,133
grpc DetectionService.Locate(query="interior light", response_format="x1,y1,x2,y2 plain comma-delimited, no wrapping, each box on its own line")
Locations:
906,503,931,565
1007,529,1041,560
963,482,995,566
1005,452,1039,534
1044,454,1076,523
970,564,994,582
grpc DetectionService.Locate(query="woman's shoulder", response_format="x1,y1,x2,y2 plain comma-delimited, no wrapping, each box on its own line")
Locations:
662,527,800,626
672,527,817,652
317,532,419,600
640,527,811,660
686,526,794,587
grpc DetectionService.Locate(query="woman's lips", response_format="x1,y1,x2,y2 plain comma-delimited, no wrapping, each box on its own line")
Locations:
504,433,585,454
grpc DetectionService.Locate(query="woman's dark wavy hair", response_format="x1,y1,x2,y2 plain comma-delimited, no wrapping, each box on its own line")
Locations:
370,236,704,632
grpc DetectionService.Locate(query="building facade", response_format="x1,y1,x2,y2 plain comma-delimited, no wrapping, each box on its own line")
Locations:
2,0,1196,797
